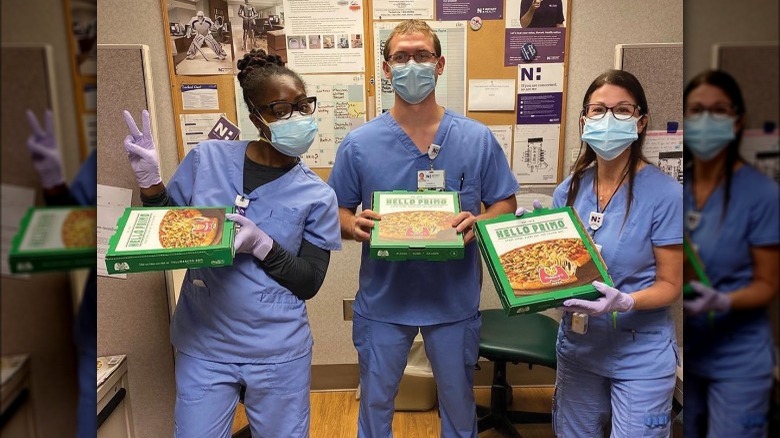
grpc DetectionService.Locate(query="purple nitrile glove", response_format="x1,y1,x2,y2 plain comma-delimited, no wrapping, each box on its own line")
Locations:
683,281,731,316
26,109,65,189
515,199,544,217
226,213,274,261
562,281,635,316
123,109,162,188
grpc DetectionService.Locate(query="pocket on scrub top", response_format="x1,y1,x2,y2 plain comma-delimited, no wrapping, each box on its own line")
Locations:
446,175,480,213
266,206,305,250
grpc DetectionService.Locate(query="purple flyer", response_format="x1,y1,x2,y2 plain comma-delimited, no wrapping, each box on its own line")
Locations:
517,93,562,124
436,0,503,21
505,28,566,66
208,116,240,140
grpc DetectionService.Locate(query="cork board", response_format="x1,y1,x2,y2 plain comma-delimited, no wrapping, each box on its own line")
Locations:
715,42,779,130
96,43,177,434
616,43,684,132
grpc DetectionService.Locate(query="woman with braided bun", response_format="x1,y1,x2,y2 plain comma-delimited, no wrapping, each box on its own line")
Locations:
120,49,341,437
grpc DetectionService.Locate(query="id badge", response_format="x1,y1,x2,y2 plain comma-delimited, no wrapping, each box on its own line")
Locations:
571,312,588,334
417,170,446,191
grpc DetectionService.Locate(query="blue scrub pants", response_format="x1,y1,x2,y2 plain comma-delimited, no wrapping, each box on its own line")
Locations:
173,351,311,438
553,355,675,437
353,312,482,438
683,371,772,437
77,349,96,438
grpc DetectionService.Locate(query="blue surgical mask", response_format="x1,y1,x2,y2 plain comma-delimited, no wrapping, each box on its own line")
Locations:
581,115,640,161
684,113,736,161
391,61,436,105
259,114,318,157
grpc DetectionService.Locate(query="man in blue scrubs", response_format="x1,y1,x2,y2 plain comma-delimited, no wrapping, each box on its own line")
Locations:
328,20,518,438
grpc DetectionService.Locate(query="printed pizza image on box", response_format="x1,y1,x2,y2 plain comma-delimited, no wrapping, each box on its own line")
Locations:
106,207,235,274
683,236,710,299
9,207,97,273
370,191,464,261
475,207,611,315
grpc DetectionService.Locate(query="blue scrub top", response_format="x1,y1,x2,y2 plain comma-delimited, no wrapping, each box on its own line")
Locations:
328,109,519,326
684,165,779,378
71,149,97,354
72,149,97,206
166,140,342,364
553,165,683,379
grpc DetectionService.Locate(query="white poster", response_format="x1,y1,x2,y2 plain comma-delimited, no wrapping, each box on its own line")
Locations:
373,0,434,19
741,130,779,182
514,184,556,211
180,113,226,155
97,185,133,279
643,130,683,183
487,125,513,166
375,20,467,115
1,184,35,278
300,73,367,167
284,0,366,73
512,123,560,184
181,84,220,110
468,79,516,111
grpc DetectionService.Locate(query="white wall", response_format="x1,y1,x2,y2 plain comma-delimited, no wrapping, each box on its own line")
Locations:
684,0,779,83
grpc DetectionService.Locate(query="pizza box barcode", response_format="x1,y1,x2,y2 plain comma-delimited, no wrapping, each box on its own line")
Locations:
105,206,236,274
474,207,612,315
9,206,97,274
682,236,710,300
369,191,464,261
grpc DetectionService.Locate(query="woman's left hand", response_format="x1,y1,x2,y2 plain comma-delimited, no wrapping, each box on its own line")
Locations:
227,213,274,261
562,281,635,316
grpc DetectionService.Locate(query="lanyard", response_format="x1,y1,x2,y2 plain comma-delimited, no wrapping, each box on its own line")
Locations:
590,167,629,238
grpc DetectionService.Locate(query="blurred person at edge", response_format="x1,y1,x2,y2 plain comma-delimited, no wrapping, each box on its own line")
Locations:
682,70,779,437
26,109,97,438
519,69,684,437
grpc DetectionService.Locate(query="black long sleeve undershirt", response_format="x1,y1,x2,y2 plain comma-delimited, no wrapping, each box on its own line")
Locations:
139,157,330,300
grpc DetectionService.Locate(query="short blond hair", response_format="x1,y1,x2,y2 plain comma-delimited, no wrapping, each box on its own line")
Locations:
382,20,441,61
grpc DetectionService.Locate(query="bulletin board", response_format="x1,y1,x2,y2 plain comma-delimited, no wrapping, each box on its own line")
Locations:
62,0,97,160
160,0,572,185
616,43,684,132
714,42,779,131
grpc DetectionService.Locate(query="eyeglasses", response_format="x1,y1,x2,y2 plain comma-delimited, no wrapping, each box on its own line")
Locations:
253,96,317,120
684,103,736,119
583,103,640,121
387,51,438,64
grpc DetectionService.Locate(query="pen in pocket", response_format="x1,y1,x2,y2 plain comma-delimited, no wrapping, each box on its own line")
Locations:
459,173,464,190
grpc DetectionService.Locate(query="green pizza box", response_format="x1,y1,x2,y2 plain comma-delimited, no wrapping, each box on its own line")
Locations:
105,206,235,274
9,206,96,273
475,207,612,315
369,191,465,261
683,236,710,299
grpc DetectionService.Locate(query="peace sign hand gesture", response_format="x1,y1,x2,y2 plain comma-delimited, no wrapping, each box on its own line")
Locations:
123,109,162,188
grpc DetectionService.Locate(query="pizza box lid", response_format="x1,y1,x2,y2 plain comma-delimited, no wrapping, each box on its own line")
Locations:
682,235,710,299
475,206,612,315
105,206,235,274
369,191,464,261
8,206,96,274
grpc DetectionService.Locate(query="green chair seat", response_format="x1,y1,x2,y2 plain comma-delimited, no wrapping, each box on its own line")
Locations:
479,309,559,368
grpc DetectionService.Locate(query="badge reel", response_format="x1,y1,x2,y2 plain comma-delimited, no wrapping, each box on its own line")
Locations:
417,144,445,191
686,211,701,231
571,312,588,334
235,194,249,216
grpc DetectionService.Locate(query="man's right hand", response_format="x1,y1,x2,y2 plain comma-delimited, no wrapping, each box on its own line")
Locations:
123,109,162,189
531,0,542,11
352,209,381,242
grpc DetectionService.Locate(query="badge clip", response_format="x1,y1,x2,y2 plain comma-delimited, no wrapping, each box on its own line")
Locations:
235,194,250,216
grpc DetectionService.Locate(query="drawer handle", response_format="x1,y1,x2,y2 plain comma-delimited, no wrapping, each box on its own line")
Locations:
97,387,127,429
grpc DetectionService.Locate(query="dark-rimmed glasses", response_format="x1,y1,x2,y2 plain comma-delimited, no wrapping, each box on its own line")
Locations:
253,96,317,120
583,103,640,121
387,51,438,64
684,103,736,120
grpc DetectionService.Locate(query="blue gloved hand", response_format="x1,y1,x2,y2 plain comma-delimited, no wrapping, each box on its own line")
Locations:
683,281,731,315
562,281,635,316
226,213,274,261
26,109,65,189
515,199,543,217
123,109,162,188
